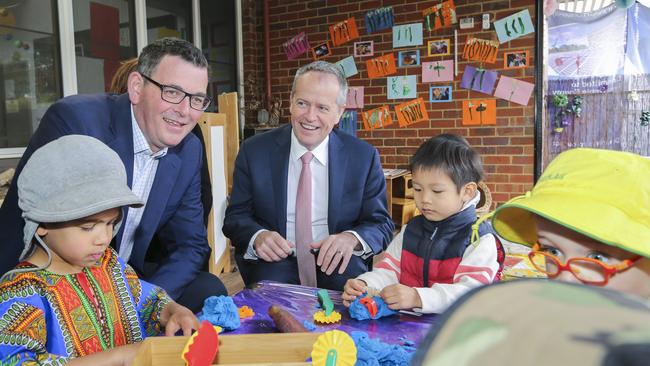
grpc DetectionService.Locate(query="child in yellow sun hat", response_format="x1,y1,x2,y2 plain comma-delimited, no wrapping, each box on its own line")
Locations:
491,148,650,299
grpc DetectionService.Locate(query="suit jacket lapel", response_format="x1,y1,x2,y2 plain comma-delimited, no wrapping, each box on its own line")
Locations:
273,126,291,237
328,131,346,233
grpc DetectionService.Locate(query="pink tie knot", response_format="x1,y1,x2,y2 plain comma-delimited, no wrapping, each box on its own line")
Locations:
301,152,313,165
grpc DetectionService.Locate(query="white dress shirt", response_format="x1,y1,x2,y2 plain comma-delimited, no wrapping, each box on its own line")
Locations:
245,130,371,260
118,106,167,261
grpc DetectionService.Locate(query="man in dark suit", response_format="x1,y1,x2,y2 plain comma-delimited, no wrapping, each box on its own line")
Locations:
0,38,226,312
223,61,394,290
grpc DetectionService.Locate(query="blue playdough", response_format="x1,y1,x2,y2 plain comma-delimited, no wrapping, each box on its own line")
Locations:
302,320,317,331
198,295,241,331
349,295,397,320
351,331,414,366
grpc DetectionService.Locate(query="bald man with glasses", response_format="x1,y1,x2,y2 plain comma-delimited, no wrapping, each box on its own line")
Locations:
0,38,227,313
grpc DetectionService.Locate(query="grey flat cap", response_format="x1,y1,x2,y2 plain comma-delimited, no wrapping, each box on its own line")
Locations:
17,135,143,260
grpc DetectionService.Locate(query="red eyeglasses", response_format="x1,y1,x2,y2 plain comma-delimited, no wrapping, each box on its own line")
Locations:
528,243,641,286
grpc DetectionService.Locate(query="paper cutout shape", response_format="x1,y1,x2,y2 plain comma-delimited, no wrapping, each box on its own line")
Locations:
398,50,420,67
428,39,451,56
362,105,393,130
429,85,452,103
462,37,499,64
336,56,358,78
366,54,397,78
493,76,534,106
388,75,417,99
182,321,219,366
423,0,457,31
395,98,429,128
283,32,309,60
354,41,374,57
339,110,358,136
346,86,364,108
462,99,497,125
504,50,529,69
494,9,535,44
393,23,423,48
311,42,331,60
422,60,454,82
460,65,498,95
329,17,359,47
365,6,394,34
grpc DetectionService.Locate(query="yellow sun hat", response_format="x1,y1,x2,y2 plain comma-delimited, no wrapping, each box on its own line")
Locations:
492,148,650,258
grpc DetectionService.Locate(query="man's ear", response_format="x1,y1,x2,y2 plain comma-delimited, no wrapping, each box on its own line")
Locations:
36,227,48,237
460,182,478,203
127,71,144,105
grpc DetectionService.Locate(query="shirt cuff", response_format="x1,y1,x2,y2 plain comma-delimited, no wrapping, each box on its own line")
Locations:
244,229,267,260
345,230,372,259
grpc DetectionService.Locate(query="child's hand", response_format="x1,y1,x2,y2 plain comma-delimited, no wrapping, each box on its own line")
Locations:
161,301,199,336
379,284,422,310
342,279,367,307
66,343,141,366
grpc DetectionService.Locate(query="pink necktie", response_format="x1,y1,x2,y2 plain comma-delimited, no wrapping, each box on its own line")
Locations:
296,152,317,287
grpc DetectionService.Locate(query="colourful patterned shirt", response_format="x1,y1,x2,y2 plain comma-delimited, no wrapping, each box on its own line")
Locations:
0,248,171,365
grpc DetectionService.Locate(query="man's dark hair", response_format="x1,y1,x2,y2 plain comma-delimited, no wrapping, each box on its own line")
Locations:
138,37,208,77
410,134,484,192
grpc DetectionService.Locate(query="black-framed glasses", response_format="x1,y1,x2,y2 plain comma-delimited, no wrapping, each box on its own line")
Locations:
141,74,211,111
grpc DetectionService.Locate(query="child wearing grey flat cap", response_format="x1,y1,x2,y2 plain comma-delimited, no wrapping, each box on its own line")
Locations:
0,135,198,366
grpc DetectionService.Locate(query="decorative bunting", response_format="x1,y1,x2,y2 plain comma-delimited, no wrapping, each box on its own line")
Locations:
462,99,497,125
423,0,457,31
366,54,397,78
462,37,499,64
329,17,359,46
282,32,310,60
361,105,393,130
395,98,429,127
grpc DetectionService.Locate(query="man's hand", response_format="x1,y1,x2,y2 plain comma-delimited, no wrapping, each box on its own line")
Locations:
379,284,422,310
342,279,367,307
312,232,359,275
254,231,294,262
161,301,199,336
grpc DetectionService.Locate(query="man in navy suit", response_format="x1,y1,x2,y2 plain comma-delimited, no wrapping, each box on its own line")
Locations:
223,61,394,290
0,38,226,312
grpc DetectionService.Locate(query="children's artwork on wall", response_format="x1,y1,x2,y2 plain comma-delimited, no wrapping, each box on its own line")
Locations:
504,50,529,69
338,110,358,136
423,0,457,32
354,41,374,57
493,76,535,106
388,75,417,99
429,85,453,103
462,99,497,125
365,6,394,34
427,39,451,56
362,105,393,130
398,50,420,67
460,65,498,95
393,23,423,48
494,9,535,44
462,37,499,64
311,42,331,60
282,32,309,60
346,86,364,108
366,54,397,78
336,56,358,78
395,98,429,127
329,17,360,47
422,60,454,82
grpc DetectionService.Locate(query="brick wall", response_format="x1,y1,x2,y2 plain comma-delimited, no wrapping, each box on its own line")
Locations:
241,0,537,205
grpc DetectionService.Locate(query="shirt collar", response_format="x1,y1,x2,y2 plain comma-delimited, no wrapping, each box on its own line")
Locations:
130,105,167,159
290,128,328,166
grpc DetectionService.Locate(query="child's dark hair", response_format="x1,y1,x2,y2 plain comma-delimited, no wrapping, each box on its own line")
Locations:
410,134,484,192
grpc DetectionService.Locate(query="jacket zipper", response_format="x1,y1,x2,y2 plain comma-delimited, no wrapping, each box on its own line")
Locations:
422,227,438,287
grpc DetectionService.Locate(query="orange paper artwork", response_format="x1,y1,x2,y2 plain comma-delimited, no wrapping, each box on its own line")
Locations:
462,37,499,64
329,17,359,46
462,99,497,125
395,98,429,128
366,54,397,78
362,105,393,130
